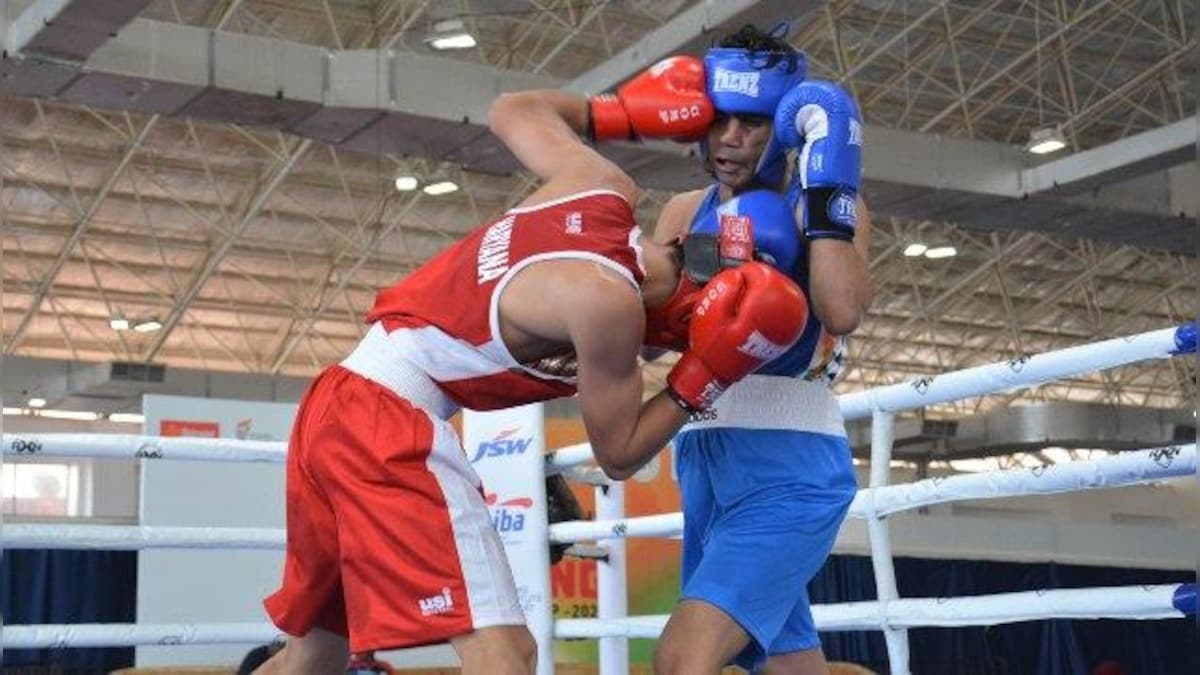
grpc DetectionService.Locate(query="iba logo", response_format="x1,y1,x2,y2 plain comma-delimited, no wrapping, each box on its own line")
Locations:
471,427,534,463
485,492,533,534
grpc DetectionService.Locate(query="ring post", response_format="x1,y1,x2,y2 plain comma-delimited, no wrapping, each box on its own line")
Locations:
868,410,911,674
595,480,629,675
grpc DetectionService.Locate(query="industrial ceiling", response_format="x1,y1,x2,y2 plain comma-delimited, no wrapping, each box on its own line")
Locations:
0,0,1195,423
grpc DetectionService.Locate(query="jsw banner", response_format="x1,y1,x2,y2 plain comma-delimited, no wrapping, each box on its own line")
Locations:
463,404,552,675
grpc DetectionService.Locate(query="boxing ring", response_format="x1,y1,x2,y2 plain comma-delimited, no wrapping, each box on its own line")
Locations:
3,324,1197,675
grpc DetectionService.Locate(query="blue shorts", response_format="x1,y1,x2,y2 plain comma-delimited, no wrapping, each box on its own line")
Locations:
675,427,856,672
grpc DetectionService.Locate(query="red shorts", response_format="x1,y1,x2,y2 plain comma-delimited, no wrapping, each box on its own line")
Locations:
263,366,524,652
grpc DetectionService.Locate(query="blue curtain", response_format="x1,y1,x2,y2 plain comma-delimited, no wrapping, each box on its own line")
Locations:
2,549,137,671
810,555,1198,675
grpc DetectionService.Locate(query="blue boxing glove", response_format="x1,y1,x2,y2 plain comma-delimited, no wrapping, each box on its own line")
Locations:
774,80,862,241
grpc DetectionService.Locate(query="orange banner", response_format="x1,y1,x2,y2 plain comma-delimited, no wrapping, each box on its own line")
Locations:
546,419,681,664
159,420,220,437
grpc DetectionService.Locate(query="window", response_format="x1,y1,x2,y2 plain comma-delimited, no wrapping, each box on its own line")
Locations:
2,461,89,518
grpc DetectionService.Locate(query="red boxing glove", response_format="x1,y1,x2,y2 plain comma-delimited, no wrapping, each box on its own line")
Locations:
666,262,808,411
643,275,702,351
590,56,715,143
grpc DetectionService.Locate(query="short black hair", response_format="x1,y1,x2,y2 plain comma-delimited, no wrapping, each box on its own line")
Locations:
237,642,284,674
718,24,800,72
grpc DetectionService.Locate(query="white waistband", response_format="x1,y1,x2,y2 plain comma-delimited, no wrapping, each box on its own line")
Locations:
679,375,846,437
340,323,460,420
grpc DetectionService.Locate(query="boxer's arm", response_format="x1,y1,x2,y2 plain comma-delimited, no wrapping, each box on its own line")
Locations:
488,90,638,204
807,194,874,335
566,272,686,481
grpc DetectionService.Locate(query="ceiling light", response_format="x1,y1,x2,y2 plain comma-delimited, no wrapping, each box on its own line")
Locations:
38,409,100,421
422,180,459,196
394,175,419,192
903,243,928,257
924,246,957,259
429,33,477,50
27,397,47,409
133,318,163,333
425,19,477,51
110,316,130,331
108,413,145,424
1026,125,1067,155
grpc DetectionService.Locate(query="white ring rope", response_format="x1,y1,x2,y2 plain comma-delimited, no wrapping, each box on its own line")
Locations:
7,585,1186,648
2,434,286,462
547,443,1194,544
544,325,1192,473
846,443,1195,518
548,513,682,546
5,443,1191,551
553,585,1190,639
3,623,283,649
2,525,284,550
3,326,1189,470
837,326,1186,420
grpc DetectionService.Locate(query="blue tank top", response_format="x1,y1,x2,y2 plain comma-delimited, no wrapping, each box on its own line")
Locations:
689,185,846,384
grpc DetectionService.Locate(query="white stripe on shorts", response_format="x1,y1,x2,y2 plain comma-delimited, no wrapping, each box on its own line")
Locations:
424,416,525,629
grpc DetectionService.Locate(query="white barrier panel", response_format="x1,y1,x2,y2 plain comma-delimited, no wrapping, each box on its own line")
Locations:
847,444,1196,518
838,326,1185,420
463,405,554,675
1,433,287,462
3,623,282,649
553,585,1190,639
1,524,284,550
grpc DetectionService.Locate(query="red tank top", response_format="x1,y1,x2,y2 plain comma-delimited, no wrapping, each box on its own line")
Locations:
364,190,645,411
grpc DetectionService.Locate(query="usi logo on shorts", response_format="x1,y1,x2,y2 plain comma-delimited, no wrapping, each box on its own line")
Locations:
470,427,534,463
418,587,454,616
485,492,533,534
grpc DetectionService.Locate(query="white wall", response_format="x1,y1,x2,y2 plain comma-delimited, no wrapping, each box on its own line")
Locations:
834,508,1198,571
833,466,1198,570
89,458,139,520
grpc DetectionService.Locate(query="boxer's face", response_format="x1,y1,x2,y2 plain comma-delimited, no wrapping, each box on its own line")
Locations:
706,112,773,190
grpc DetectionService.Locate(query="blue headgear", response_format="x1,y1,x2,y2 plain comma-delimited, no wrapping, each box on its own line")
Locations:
702,27,807,188
704,48,806,117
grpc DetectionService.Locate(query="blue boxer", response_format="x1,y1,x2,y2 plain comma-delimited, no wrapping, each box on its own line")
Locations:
668,38,863,670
